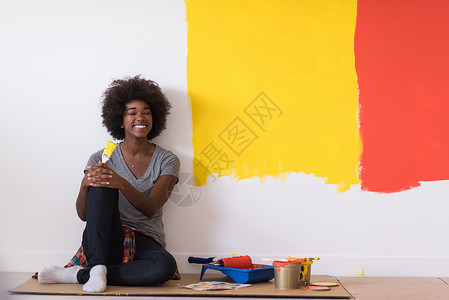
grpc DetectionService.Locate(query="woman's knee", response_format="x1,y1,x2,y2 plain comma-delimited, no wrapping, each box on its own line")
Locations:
88,187,118,201
147,251,177,285
164,251,177,278
85,187,119,218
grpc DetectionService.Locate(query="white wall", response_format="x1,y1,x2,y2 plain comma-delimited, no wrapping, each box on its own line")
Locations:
1,0,449,277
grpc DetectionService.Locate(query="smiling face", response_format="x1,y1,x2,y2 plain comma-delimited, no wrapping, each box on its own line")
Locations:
122,100,153,140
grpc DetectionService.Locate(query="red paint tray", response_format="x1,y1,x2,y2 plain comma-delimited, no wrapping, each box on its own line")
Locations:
200,264,274,284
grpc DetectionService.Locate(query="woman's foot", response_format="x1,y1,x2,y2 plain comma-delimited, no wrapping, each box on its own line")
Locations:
38,265,82,284
83,264,107,292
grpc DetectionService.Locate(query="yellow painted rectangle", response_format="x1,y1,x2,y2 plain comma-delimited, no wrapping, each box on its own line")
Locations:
186,0,361,191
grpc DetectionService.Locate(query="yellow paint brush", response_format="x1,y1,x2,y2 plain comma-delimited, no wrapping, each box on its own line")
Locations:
101,141,117,163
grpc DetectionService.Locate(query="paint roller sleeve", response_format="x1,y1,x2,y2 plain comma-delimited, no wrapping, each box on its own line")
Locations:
217,255,252,268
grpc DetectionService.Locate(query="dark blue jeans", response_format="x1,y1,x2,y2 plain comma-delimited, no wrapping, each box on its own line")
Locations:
77,187,177,286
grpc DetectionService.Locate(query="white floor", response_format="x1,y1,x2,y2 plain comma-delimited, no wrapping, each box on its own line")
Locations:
1,272,328,300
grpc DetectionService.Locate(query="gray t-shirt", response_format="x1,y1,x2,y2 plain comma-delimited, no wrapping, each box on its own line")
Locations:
85,143,180,247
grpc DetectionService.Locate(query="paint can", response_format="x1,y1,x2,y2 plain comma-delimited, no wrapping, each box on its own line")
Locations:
273,261,303,289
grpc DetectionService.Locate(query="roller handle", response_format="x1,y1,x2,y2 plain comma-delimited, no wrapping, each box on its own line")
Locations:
188,256,215,264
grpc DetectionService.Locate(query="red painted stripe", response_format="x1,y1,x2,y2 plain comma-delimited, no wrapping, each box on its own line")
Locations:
356,0,449,192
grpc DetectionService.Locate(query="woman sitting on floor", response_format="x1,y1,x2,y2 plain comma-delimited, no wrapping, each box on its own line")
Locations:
38,75,180,292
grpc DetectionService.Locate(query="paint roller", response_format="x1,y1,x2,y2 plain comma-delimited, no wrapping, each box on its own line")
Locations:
188,255,253,268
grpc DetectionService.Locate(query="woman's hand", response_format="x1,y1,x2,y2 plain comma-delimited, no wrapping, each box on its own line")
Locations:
83,162,177,218
76,162,124,221
86,162,124,189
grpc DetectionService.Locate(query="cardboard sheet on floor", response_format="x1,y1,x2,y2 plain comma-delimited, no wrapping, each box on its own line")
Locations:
337,276,449,300
10,274,350,298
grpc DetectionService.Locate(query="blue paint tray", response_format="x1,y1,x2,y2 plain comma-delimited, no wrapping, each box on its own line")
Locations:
200,264,274,284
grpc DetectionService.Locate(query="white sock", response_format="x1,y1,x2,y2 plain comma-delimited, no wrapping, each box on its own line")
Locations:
38,265,83,284
83,265,107,292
